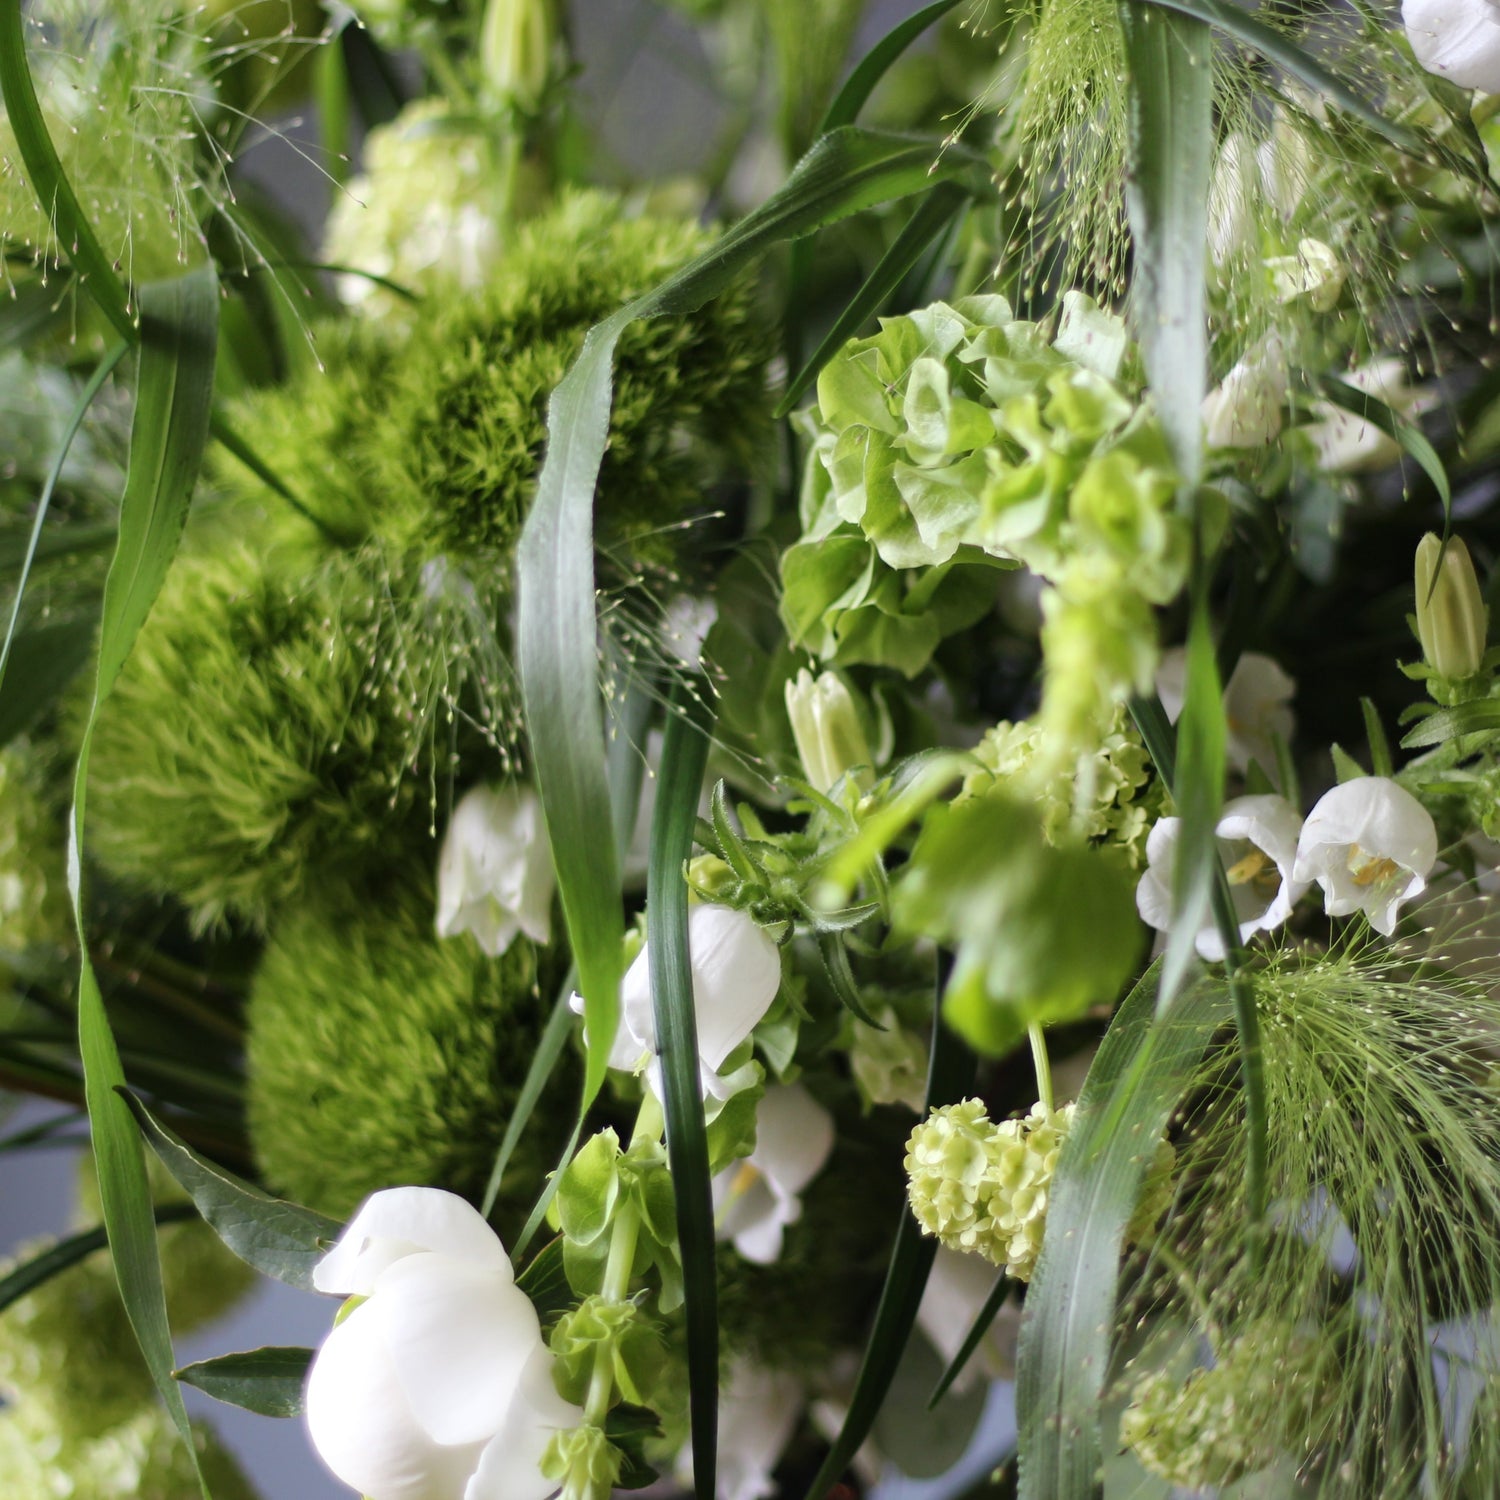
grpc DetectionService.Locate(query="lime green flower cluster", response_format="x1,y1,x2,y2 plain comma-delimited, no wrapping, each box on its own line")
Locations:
959,706,1165,870
1120,1319,1339,1488
906,1097,1172,1280
782,292,1185,758
0,742,70,955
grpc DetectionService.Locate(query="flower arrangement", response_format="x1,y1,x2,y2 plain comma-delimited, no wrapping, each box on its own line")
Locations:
6,0,1500,1498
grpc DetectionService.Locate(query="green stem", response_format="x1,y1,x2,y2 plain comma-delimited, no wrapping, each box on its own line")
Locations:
1028,1021,1053,1111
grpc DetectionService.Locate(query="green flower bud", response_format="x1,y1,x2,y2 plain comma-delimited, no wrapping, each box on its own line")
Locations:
480,0,556,113
1415,532,1487,682
783,668,875,795
544,1422,622,1500
550,1296,665,1406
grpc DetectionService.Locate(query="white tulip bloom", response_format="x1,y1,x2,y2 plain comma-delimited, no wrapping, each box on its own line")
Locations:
1156,649,1296,778
436,784,555,956
305,1187,580,1500
677,1360,805,1500
916,1247,1019,1392
1292,777,1439,937
712,1083,835,1264
1137,794,1308,961
1404,0,1500,90
572,903,781,1099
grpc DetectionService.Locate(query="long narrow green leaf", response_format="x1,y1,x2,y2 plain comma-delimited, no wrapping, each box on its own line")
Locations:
518,127,990,1119
646,680,717,1500
174,1347,312,1419
1401,698,1500,748
799,991,976,1500
819,0,967,132
778,182,970,417
1015,965,1232,1500
1318,373,1451,521
1118,0,1212,487
0,0,135,340
1137,0,1432,161
68,268,217,1494
123,1092,342,1291
0,615,96,747
0,1203,195,1316
0,340,129,702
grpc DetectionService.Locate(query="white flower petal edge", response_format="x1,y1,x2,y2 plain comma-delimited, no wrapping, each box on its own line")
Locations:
436,784,555,956
1137,794,1307,961
677,1360,805,1500
1404,0,1500,90
712,1083,836,1265
917,1247,1020,1391
305,1187,580,1500
1292,777,1439,937
572,904,781,1099
1156,648,1295,777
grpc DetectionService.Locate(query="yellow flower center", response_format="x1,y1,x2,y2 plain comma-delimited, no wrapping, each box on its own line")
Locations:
1346,845,1402,887
1225,847,1280,894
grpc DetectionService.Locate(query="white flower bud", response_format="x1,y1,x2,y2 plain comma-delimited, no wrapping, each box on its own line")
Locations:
436,784,555,956
480,0,556,113
1415,532,1488,681
784,668,875,795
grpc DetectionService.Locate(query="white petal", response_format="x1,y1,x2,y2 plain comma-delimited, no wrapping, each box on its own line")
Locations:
618,944,660,1067
1217,793,1303,874
1222,652,1296,775
733,1210,793,1266
465,1348,581,1500
368,1252,544,1446
692,1362,804,1500
306,1302,485,1500
750,1084,836,1197
689,905,782,1071
1135,818,1181,936
1293,778,1438,884
1154,648,1186,724
435,786,554,957
917,1247,1015,1386
1405,0,1500,89
314,1187,512,1295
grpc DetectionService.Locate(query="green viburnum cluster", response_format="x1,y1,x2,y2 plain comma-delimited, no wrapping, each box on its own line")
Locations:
905,1097,1173,1280
1120,1319,1340,1489
959,704,1165,870
0,1162,256,1499
783,291,1186,757
247,868,570,1228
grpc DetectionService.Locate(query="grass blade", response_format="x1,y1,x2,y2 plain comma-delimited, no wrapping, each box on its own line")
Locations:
1015,965,1232,1500
174,1347,312,1419
68,267,217,1494
818,0,968,133
0,0,134,340
646,680,717,1500
778,182,970,416
123,1091,342,1291
0,1203,195,1316
518,127,990,1120
0,339,129,704
799,990,977,1500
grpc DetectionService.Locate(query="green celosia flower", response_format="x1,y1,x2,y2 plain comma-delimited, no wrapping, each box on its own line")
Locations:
960,706,1163,869
906,1098,1171,1280
1120,1319,1339,1489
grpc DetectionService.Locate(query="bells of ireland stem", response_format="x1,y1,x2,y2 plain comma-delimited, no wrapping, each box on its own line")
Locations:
784,668,875,795
481,0,555,113
305,1187,581,1500
1415,532,1488,683
1403,0,1500,91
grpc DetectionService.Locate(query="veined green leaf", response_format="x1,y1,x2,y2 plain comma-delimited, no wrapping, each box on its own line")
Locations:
174,1347,312,1419
0,0,134,340
122,1091,342,1292
1015,964,1232,1500
69,267,217,1494
1319,373,1451,522
518,127,991,1120
778,182,971,417
1399,698,1500,748
0,340,129,706
647,680,717,1500
799,989,976,1500
0,1203,195,1316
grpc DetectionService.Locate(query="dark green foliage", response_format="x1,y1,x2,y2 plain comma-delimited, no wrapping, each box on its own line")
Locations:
246,867,574,1235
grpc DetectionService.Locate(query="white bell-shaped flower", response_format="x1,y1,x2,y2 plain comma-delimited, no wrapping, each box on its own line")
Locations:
916,1247,1019,1392
1157,649,1296,778
1404,0,1500,90
1292,777,1439,937
436,784,555,956
677,1360,804,1500
1202,340,1285,450
305,1187,580,1500
573,903,781,1099
1137,794,1308,961
1301,359,1434,475
712,1083,835,1265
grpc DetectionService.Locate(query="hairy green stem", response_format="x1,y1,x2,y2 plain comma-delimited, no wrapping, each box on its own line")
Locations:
1028,1022,1053,1111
